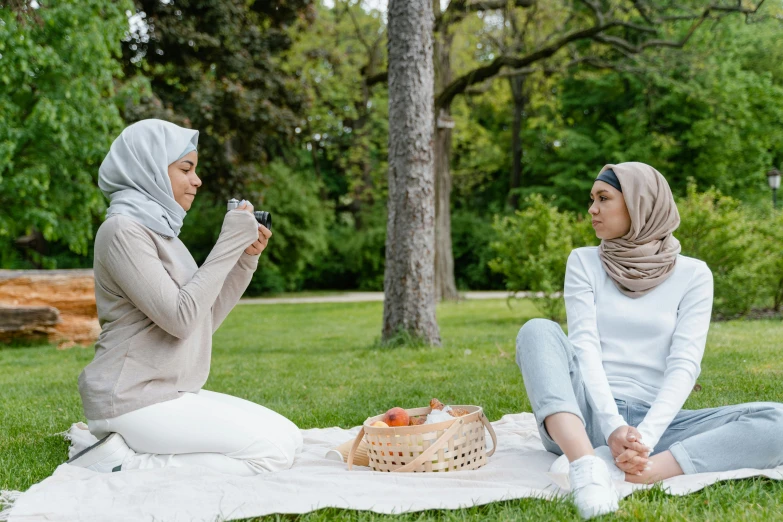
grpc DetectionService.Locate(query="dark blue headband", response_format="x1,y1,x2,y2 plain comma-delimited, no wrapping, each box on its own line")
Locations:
596,169,622,192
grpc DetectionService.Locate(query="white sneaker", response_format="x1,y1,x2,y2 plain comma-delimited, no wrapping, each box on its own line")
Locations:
593,445,627,481
549,452,570,474
67,433,135,473
568,455,620,519
550,447,626,482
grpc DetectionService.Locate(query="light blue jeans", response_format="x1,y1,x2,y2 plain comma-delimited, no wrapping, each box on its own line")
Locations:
515,318,783,474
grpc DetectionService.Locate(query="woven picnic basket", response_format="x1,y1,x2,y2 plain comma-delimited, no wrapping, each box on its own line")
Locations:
346,405,497,473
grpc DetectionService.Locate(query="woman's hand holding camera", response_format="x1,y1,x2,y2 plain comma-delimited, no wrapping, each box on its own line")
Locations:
236,201,272,256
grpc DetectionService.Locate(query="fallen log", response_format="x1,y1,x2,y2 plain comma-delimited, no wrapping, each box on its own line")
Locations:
0,269,99,348
0,305,60,332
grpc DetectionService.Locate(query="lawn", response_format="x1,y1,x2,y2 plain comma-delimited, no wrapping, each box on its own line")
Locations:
2,299,783,520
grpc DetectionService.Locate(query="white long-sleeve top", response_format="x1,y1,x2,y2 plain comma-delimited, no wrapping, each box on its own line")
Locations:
564,247,713,450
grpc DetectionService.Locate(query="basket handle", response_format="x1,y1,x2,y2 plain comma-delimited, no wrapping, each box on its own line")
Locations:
480,412,498,457
392,419,464,473
346,426,366,471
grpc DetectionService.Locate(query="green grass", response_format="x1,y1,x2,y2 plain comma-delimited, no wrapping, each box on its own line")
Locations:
243,290,362,299
2,299,783,520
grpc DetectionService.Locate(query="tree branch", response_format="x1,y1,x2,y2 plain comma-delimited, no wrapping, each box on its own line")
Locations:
435,20,622,109
642,0,766,23
578,0,604,25
592,2,764,55
593,9,709,52
617,21,658,33
494,55,645,80
631,0,655,25
436,0,534,31
344,0,372,53
367,1,767,107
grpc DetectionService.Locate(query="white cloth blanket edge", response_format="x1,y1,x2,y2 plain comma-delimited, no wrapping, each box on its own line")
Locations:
3,413,782,522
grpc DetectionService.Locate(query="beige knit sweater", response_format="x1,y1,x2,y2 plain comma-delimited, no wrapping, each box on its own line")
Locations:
78,210,260,420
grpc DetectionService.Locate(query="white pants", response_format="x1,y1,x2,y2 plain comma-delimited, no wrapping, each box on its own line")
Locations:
88,390,303,476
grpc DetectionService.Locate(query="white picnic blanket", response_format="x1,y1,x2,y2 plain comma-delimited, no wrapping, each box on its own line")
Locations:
2,412,782,522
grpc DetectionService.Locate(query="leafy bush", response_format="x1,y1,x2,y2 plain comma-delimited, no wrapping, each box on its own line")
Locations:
489,185,782,321
755,210,783,312
451,209,505,291
676,184,769,318
302,207,387,291
245,160,332,294
489,195,596,321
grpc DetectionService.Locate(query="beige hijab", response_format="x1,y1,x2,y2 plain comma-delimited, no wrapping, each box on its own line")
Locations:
598,162,681,298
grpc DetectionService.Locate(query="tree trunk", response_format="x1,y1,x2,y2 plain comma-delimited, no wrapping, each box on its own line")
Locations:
382,0,441,345
434,109,458,301
508,74,527,209
433,22,459,301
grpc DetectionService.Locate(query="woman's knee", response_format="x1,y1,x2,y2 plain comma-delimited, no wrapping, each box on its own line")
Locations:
244,434,300,473
264,419,303,470
761,403,783,439
745,403,783,461
515,318,563,363
748,402,783,423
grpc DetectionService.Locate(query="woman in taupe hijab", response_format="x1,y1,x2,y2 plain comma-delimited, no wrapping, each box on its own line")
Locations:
515,162,783,519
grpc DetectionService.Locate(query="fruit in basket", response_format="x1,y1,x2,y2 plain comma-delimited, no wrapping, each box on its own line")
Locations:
371,421,390,428
408,415,426,426
382,407,410,427
430,398,469,417
448,408,470,417
430,398,446,411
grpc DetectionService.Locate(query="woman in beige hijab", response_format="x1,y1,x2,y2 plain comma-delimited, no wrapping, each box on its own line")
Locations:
515,162,783,519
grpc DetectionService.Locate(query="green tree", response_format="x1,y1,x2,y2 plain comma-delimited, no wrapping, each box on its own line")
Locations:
520,15,783,211
123,0,314,200
0,0,146,268
283,1,391,290
281,1,389,217
123,0,336,293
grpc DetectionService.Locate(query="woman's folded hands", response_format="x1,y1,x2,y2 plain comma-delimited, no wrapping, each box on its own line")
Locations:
608,425,652,475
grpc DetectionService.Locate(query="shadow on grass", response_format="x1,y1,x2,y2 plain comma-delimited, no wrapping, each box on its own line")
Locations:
0,339,55,351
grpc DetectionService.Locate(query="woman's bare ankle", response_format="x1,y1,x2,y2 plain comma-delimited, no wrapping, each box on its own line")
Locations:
544,412,594,462
624,451,684,483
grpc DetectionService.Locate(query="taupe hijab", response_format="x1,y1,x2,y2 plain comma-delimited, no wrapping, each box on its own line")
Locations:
597,162,681,298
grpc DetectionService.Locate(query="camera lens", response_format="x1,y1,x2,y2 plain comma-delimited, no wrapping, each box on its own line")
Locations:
254,211,272,231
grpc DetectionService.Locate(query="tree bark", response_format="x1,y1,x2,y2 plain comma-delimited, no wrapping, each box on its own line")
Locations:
433,19,459,302
508,74,528,209
382,0,441,345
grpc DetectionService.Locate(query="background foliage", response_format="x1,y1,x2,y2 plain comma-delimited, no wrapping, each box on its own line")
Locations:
0,0,147,268
489,185,783,320
1,0,782,313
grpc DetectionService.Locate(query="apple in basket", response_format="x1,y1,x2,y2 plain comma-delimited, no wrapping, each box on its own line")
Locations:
382,407,410,427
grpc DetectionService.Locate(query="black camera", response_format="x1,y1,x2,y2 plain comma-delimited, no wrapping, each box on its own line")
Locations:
227,198,272,231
